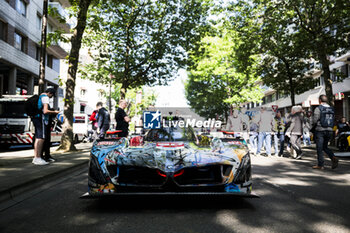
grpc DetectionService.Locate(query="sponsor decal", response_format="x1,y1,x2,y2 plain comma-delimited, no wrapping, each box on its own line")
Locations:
143,110,222,129
143,111,162,129
227,141,243,145
156,142,184,149
97,141,118,146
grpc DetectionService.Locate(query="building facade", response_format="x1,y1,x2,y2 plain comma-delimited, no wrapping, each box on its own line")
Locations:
244,52,350,121
0,0,70,108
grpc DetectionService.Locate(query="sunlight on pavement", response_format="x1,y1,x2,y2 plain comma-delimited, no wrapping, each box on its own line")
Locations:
299,197,329,207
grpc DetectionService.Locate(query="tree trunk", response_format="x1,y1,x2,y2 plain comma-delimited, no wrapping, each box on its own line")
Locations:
284,59,296,106
38,0,48,94
120,83,127,100
319,53,334,106
289,75,295,106
58,0,92,151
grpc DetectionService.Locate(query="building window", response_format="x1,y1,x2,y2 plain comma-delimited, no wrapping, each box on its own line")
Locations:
80,104,85,113
58,88,64,97
47,54,53,68
36,46,41,61
16,0,27,17
36,14,42,31
80,89,86,98
0,21,7,42
14,32,27,53
47,23,53,33
52,57,60,72
271,93,276,102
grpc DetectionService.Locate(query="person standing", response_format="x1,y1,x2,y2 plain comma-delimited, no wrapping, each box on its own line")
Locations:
256,107,274,157
115,99,130,137
89,108,99,141
240,107,250,144
96,102,110,139
285,106,304,159
226,109,242,138
312,95,338,169
41,107,58,162
273,111,286,157
303,111,312,146
249,115,259,155
32,88,59,165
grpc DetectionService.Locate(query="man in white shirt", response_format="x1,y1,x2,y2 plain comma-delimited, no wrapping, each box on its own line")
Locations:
32,88,59,165
256,107,274,156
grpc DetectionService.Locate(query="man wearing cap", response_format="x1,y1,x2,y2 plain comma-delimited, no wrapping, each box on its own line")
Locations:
32,88,60,165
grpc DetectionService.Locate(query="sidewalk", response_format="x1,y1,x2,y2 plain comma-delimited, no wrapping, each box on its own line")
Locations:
0,142,92,206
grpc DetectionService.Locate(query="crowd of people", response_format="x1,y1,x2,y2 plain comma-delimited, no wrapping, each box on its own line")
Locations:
30,90,348,171
226,95,349,170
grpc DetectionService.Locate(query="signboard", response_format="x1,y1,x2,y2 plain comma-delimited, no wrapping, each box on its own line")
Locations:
272,105,278,112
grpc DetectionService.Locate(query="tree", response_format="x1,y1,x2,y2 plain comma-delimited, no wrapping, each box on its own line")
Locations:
223,1,314,106
253,1,316,106
286,0,350,106
81,0,210,99
58,0,93,151
186,33,263,119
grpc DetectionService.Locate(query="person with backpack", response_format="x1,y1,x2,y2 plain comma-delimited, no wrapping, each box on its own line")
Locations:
30,88,59,165
312,94,338,170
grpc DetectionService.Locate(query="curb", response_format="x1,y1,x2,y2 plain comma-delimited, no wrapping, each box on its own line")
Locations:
0,159,89,208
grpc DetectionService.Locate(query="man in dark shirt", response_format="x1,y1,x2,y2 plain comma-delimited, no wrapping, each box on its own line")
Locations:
115,99,130,137
96,102,110,139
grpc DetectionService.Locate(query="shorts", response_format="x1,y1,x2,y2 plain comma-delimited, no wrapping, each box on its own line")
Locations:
32,117,47,139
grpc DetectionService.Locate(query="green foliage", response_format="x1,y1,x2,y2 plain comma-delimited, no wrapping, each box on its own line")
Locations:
228,0,350,105
46,5,70,47
80,0,210,98
186,31,263,119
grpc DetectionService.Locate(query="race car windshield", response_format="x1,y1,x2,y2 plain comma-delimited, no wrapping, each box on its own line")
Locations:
144,127,197,142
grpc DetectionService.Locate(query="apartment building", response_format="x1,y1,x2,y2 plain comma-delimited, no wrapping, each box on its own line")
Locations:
0,0,70,107
244,52,350,120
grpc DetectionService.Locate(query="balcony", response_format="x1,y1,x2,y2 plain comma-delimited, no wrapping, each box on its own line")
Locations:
48,2,71,33
335,52,350,62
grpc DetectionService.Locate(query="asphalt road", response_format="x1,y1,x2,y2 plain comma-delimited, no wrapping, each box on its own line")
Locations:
0,148,350,233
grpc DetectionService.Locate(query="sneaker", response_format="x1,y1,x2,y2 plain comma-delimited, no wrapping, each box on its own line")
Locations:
44,157,56,162
296,153,303,160
32,158,49,165
312,165,324,170
331,157,338,169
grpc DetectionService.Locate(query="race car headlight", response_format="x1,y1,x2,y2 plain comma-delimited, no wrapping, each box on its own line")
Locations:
233,153,251,184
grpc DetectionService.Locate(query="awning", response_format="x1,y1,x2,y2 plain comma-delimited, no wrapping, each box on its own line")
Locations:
335,52,350,62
